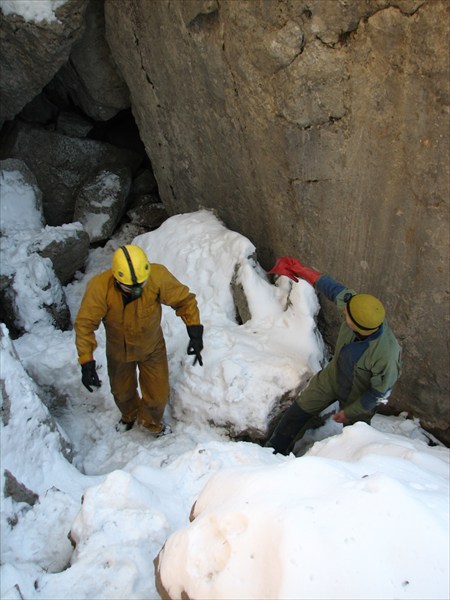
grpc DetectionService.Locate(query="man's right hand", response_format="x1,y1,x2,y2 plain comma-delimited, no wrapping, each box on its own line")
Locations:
333,410,350,424
187,325,204,366
81,360,101,392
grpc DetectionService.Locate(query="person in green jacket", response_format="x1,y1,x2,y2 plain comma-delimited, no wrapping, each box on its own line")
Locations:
265,257,401,455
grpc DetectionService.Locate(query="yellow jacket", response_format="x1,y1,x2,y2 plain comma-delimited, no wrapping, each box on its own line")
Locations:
75,264,201,364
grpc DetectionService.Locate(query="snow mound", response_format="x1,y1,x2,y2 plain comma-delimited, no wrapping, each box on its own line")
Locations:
156,423,449,600
134,210,324,438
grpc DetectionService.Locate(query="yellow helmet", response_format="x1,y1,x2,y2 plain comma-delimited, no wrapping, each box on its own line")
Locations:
112,245,150,285
346,294,385,335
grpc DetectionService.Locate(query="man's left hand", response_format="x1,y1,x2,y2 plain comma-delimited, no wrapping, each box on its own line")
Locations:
333,410,350,424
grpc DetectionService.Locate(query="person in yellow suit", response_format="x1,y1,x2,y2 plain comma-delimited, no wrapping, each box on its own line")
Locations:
75,245,203,434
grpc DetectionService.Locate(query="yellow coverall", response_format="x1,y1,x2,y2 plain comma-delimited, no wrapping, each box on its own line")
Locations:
75,263,201,431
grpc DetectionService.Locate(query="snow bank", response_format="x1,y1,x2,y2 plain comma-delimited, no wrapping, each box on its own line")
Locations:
135,210,324,437
156,423,449,600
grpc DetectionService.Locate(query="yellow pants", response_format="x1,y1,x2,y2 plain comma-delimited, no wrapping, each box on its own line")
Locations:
107,340,169,432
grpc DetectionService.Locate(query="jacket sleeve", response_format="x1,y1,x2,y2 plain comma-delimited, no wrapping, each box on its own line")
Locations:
344,351,401,420
157,266,201,326
315,275,357,312
74,275,108,364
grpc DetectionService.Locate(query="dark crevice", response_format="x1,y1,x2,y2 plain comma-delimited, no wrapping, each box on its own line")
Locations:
275,109,347,131
288,178,336,185
188,9,220,33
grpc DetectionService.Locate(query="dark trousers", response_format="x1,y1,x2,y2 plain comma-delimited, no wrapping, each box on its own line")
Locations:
265,402,313,455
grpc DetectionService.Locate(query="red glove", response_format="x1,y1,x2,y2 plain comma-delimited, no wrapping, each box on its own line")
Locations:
267,257,321,285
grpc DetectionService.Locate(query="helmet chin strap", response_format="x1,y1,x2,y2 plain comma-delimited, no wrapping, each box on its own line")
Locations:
115,280,143,299
128,286,143,299
116,247,143,299
120,246,138,285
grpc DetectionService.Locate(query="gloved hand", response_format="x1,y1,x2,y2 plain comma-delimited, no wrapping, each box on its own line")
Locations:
81,360,101,392
187,325,204,366
333,410,350,424
267,257,322,285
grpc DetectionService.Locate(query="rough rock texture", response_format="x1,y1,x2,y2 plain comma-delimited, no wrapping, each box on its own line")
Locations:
105,0,449,441
127,199,168,230
0,275,19,338
1,123,143,225
18,92,59,126
0,0,89,125
73,166,132,242
231,264,252,325
131,167,158,196
47,0,130,121
56,111,94,137
3,469,39,506
33,226,91,285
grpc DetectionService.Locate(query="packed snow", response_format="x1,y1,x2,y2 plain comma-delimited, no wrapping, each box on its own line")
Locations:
0,169,44,234
0,0,67,23
0,169,449,600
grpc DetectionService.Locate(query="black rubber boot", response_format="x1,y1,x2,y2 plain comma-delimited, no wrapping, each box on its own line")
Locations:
115,418,135,432
265,402,313,455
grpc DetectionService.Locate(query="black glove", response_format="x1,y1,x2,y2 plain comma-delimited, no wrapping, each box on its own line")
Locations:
81,360,101,392
187,325,204,366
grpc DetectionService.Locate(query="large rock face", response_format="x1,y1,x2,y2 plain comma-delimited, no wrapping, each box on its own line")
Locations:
0,0,89,125
105,0,449,440
47,0,130,121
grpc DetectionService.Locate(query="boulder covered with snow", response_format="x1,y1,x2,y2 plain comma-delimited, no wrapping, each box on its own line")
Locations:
0,165,83,335
0,0,89,125
31,224,91,286
0,159,44,235
0,323,89,593
0,324,75,490
134,210,325,441
1,253,71,337
1,123,143,225
73,166,132,243
155,423,450,600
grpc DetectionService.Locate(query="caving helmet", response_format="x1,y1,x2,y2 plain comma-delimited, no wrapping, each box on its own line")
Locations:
345,293,385,335
112,245,150,297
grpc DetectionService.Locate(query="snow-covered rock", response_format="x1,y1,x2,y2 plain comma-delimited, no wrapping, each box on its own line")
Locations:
73,166,132,243
0,159,44,235
155,423,450,600
134,210,325,440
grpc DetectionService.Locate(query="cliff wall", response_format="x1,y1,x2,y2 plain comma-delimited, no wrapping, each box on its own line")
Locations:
104,0,449,437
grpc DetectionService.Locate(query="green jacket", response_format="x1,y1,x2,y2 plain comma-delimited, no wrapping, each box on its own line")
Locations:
316,275,401,420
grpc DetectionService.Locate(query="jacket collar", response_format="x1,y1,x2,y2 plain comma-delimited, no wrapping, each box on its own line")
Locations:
355,323,384,342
